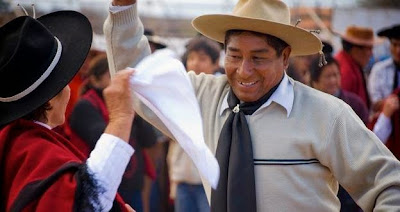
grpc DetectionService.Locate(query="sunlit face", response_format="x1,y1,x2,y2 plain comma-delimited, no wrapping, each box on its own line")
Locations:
46,86,70,128
224,32,290,102
312,63,341,95
186,50,219,74
390,38,400,63
351,45,373,68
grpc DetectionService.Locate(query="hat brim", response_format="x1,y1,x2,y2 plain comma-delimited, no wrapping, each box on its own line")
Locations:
148,36,167,49
340,35,374,47
378,26,400,39
0,11,92,126
333,30,375,47
192,14,322,56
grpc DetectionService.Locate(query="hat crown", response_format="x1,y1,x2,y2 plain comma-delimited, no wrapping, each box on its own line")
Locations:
345,26,374,41
377,24,400,39
341,25,374,46
233,0,290,25
0,16,58,98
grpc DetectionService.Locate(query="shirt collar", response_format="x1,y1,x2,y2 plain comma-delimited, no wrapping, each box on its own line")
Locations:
34,120,52,129
220,74,294,117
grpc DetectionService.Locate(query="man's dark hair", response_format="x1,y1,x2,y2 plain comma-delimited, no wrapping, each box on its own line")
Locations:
224,30,289,56
341,39,355,52
182,36,221,66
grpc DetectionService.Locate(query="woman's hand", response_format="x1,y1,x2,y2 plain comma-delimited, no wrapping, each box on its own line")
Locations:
104,69,135,142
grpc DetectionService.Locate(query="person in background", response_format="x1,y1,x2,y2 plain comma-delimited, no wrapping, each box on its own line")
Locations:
0,11,135,212
310,44,369,124
368,24,400,158
335,25,374,109
286,55,313,86
144,29,167,53
181,35,222,75
54,33,107,139
167,35,221,212
69,55,158,212
105,0,400,211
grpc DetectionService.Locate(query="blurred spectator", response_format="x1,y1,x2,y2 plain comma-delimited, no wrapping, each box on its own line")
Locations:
182,35,222,75
369,24,400,112
310,53,369,124
66,33,107,118
335,25,374,109
54,33,106,139
368,24,400,159
68,55,158,212
287,55,313,86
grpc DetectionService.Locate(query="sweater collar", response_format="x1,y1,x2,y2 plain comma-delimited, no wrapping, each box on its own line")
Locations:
220,73,294,117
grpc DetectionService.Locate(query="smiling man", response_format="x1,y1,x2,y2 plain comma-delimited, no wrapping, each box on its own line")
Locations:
104,0,400,211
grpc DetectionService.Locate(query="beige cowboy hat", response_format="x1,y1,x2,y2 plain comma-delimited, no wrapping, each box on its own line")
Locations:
337,25,375,47
192,0,322,56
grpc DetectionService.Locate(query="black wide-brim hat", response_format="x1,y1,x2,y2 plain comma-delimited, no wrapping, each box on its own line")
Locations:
0,11,92,126
377,24,400,39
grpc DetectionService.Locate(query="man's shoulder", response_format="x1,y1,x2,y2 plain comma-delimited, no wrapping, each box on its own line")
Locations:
188,72,229,91
293,81,347,113
371,58,394,72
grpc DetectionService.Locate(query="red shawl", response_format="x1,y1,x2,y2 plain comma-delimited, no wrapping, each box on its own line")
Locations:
369,88,400,160
0,119,127,212
386,89,400,159
335,50,370,109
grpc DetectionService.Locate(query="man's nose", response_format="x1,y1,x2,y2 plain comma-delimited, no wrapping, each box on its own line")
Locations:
237,59,253,77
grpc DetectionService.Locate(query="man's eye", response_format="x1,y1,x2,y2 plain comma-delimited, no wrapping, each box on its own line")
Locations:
229,55,241,59
253,57,265,61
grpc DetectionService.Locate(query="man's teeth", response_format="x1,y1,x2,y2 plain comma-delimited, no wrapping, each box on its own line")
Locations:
240,81,256,86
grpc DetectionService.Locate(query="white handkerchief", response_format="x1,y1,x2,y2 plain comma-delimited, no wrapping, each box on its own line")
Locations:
130,49,219,189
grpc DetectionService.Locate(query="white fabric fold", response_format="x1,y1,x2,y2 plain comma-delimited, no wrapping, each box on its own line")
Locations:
130,49,219,189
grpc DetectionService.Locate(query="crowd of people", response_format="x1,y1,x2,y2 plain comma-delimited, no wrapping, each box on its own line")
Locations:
1,0,400,211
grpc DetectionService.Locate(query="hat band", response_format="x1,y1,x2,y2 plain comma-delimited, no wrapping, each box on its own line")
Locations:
0,37,62,103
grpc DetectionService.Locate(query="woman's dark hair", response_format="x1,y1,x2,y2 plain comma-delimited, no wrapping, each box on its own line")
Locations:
310,54,340,83
182,36,221,67
224,30,289,56
88,55,109,80
80,54,109,94
22,102,52,122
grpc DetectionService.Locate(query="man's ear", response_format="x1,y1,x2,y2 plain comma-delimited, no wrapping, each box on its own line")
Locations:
282,46,291,69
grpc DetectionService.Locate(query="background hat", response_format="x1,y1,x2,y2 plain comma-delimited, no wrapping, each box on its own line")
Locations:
192,0,322,56
377,24,400,39
145,29,167,50
0,11,92,126
338,25,374,47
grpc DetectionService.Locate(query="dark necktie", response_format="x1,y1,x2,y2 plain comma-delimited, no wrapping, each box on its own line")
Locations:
211,81,281,212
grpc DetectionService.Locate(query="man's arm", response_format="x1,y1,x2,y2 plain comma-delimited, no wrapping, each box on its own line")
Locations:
319,103,400,211
104,0,151,76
